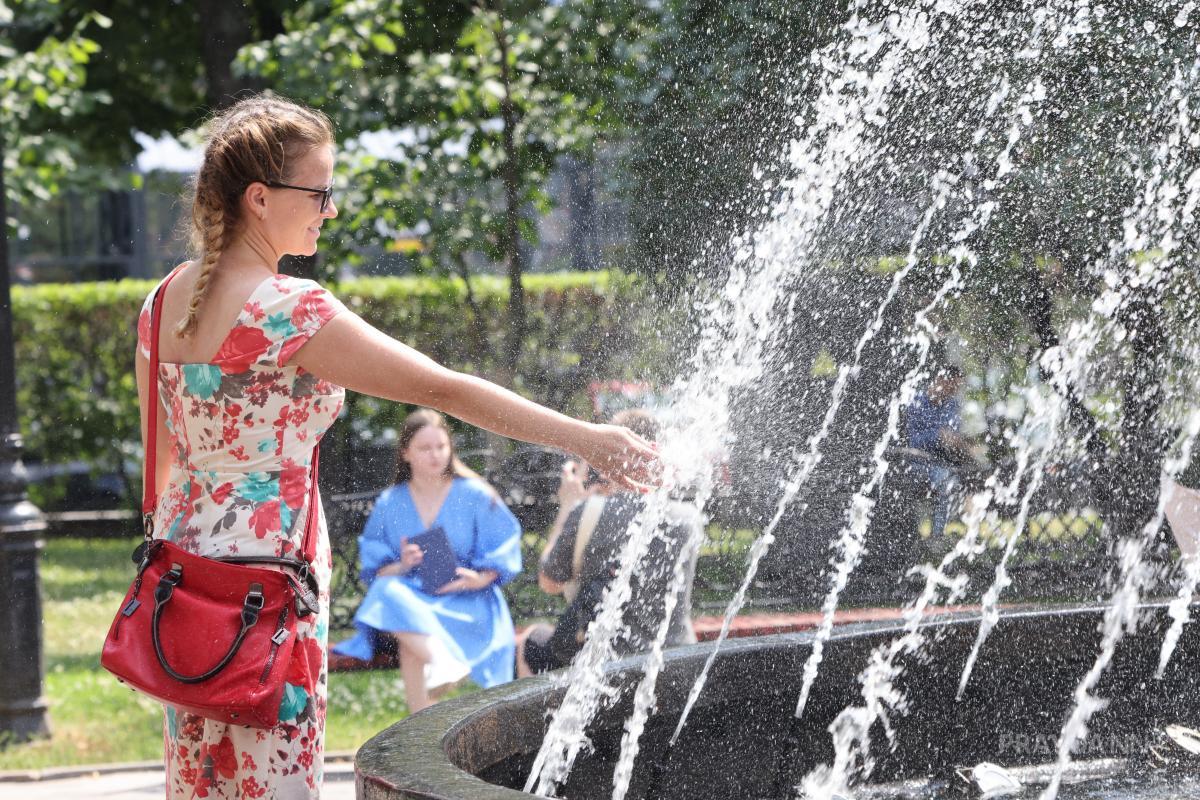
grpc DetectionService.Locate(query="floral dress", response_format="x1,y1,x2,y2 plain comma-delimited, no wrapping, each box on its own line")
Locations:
136,272,346,799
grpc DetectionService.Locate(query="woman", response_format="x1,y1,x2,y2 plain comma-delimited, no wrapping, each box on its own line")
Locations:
134,93,656,799
332,409,522,712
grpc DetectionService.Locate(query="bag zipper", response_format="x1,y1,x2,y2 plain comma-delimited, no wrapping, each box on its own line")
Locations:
259,604,291,684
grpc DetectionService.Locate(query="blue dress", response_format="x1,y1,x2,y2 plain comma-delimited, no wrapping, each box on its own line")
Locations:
331,477,523,687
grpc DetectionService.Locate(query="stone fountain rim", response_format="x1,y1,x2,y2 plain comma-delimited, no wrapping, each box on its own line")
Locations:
353,599,1178,800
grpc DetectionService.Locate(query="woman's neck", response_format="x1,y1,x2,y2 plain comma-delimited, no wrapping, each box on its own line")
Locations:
408,473,452,495
222,232,280,275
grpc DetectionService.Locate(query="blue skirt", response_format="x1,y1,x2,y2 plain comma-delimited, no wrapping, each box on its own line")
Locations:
332,576,516,688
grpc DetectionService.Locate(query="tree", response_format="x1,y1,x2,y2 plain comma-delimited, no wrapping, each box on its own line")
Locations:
246,0,661,378
1,0,110,224
4,0,290,210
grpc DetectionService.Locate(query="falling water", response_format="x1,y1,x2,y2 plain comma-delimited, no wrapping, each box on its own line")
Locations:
518,1,1200,799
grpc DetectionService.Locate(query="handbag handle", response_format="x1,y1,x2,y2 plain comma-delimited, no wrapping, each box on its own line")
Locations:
142,268,322,566
150,563,265,683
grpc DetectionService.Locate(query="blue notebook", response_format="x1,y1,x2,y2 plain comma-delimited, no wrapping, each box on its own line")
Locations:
408,526,459,592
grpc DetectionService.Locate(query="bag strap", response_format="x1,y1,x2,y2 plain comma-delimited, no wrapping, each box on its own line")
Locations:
143,268,322,567
571,496,605,579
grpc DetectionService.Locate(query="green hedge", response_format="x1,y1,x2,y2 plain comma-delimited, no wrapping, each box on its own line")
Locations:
12,271,648,509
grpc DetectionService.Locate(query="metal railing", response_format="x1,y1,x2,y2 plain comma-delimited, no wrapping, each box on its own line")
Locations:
322,446,1143,631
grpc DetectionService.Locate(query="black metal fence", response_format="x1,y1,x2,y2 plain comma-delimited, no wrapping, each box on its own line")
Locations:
320,445,1154,632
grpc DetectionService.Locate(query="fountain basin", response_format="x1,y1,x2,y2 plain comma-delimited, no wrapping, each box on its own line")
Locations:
355,601,1200,799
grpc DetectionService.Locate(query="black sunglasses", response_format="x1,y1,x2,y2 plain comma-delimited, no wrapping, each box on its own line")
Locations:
264,181,333,213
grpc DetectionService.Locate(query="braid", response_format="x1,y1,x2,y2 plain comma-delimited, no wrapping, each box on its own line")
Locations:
175,192,226,338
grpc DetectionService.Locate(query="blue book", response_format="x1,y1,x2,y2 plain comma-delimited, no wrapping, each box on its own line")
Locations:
408,526,459,592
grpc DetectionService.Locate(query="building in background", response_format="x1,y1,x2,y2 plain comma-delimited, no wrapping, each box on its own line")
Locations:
8,133,629,284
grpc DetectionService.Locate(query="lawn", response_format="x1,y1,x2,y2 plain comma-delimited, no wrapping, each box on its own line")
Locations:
0,537,437,770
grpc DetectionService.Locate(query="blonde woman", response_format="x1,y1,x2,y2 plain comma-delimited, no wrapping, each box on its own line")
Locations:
334,409,521,713
134,93,656,799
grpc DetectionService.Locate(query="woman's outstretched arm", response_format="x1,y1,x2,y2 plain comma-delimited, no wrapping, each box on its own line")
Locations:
293,311,659,491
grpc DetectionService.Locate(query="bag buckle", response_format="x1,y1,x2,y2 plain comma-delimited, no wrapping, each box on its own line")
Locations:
154,564,183,604
271,628,290,646
143,513,155,537
242,584,265,627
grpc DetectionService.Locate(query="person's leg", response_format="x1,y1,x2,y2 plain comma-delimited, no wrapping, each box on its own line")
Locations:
395,632,433,713
517,624,555,678
930,465,954,539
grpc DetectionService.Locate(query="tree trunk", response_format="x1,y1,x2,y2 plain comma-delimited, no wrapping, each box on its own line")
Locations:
1106,288,1169,547
195,0,258,109
495,12,526,383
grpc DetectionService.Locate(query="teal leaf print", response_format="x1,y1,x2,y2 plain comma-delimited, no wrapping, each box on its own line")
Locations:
182,364,222,399
239,473,279,504
280,502,293,534
257,440,273,453
166,706,178,739
264,312,297,339
278,682,309,722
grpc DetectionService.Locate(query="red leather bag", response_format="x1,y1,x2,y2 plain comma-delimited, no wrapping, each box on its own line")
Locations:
101,270,321,728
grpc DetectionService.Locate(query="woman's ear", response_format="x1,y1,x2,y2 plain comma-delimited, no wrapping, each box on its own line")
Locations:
242,182,269,222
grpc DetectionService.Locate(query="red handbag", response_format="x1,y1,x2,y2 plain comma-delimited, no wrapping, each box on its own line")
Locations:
101,269,321,728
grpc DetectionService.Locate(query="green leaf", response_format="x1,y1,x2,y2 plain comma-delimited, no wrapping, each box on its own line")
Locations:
370,33,396,55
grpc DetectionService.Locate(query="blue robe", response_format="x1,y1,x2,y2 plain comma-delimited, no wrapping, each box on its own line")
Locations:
331,477,522,688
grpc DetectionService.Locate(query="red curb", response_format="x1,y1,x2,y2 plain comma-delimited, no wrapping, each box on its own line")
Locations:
327,606,983,671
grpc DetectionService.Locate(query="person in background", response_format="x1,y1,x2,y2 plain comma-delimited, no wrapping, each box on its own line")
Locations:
332,410,521,712
905,363,975,537
517,409,701,676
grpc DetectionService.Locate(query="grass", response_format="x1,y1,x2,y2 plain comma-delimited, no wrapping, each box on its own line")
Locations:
0,537,455,770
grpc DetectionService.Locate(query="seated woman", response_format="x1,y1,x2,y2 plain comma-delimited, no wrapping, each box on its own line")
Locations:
332,409,522,711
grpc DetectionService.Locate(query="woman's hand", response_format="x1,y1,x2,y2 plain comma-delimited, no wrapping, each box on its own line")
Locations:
575,423,662,493
376,539,423,578
436,567,498,594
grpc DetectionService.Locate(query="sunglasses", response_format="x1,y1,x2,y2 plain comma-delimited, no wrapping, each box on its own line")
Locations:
264,181,334,214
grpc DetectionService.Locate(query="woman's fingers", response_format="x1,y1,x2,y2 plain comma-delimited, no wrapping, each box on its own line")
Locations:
586,425,663,490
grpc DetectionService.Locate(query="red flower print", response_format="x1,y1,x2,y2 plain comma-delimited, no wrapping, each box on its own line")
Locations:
137,307,151,352
245,300,265,321
200,736,237,779
249,501,280,539
297,748,314,769
241,751,257,771
286,636,324,692
241,776,267,798
291,289,334,331
213,324,271,375
280,462,307,510
211,482,235,505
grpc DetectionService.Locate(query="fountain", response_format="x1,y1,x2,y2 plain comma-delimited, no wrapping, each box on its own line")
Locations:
356,0,1200,798
355,602,1200,799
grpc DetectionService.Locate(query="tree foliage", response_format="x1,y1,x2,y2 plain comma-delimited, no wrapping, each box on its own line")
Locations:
1,0,110,219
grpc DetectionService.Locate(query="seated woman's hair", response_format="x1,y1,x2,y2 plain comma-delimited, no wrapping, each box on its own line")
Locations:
393,408,480,484
178,93,334,337
610,408,659,442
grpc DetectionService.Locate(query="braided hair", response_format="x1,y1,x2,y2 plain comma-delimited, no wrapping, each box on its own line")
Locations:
175,94,334,337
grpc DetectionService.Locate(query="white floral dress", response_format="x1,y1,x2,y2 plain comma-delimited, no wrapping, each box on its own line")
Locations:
136,272,345,799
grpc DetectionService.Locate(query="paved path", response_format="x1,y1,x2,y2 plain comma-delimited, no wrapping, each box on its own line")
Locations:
0,760,357,799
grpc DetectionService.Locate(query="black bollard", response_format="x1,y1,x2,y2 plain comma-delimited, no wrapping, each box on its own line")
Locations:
0,127,50,742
